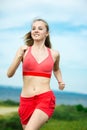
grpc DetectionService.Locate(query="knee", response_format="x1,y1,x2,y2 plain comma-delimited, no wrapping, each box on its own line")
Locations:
25,128,35,130
25,126,36,130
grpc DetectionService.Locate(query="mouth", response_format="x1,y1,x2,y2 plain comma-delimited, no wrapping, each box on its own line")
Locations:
34,34,39,37
34,34,40,37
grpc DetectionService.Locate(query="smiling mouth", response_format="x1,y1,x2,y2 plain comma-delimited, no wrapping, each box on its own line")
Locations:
34,34,40,37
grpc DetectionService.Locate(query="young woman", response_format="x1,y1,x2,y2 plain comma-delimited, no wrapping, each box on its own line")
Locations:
7,18,65,130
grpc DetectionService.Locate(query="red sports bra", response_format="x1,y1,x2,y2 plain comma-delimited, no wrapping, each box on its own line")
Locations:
22,46,54,78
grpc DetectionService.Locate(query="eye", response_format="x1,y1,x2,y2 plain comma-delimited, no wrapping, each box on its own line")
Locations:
32,26,36,30
38,27,43,30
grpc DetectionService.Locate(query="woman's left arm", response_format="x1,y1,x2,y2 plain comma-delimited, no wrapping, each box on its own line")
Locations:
53,52,65,90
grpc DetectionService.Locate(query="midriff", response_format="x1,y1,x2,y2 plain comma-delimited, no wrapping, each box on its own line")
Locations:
21,75,51,97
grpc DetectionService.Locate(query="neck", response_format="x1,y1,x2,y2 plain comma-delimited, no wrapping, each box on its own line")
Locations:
33,40,45,50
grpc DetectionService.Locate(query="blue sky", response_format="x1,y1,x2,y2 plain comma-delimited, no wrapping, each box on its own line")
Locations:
0,0,87,94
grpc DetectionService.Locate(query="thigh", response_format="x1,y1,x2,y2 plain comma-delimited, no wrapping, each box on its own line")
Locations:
18,96,35,125
22,125,26,130
25,109,49,130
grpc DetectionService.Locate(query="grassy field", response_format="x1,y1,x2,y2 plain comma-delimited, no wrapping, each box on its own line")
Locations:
0,100,87,130
0,106,18,115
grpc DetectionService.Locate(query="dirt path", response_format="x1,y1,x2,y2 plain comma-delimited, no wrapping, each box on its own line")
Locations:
0,106,18,115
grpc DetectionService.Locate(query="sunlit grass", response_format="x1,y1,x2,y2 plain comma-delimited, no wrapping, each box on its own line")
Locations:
0,106,18,115
41,119,87,130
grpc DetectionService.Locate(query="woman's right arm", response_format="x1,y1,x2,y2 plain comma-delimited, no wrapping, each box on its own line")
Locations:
7,45,28,77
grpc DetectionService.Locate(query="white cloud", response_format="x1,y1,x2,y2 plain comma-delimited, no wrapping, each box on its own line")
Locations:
51,32,87,69
80,29,87,36
0,0,87,29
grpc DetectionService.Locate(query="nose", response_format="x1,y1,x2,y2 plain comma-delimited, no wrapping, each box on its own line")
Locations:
34,29,39,33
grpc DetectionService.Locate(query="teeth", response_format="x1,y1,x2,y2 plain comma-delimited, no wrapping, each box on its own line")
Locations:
34,34,39,37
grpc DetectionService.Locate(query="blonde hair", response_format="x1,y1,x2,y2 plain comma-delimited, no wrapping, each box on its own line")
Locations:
24,18,52,48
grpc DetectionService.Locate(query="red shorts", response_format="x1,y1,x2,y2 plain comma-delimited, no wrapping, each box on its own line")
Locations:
18,90,56,125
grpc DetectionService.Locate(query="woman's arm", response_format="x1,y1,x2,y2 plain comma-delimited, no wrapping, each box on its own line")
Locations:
53,52,65,90
7,45,28,77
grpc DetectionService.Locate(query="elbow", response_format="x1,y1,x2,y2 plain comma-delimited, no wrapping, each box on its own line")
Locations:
7,73,12,78
7,71,14,78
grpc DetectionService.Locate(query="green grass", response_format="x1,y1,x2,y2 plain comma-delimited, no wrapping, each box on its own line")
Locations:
0,113,87,130
0,113,22,130
0,100,19,106
41,119,87,130
0,100,87,130
40,105,87,130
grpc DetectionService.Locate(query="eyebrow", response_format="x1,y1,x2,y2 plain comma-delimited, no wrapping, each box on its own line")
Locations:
32,25,45,29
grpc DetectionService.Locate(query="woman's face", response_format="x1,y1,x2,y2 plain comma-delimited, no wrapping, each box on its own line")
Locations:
31,21,48,41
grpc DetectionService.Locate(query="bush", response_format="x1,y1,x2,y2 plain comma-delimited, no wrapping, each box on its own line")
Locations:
75,104,84,111
0,113,22,130
84,108,87,112
52,105,77,121
0,100,19,106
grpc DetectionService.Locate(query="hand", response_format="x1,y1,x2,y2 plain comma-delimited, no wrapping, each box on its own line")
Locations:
17,45,28,58
58,81,65,90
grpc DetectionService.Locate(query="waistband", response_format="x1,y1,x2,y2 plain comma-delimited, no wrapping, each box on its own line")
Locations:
20,90,55,101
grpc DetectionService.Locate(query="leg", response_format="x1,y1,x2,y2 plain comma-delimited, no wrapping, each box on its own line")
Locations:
22,125,26,130
24,109,49,130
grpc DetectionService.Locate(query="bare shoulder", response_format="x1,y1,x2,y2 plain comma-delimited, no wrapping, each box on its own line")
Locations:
50,48,60,59
19,44,29,50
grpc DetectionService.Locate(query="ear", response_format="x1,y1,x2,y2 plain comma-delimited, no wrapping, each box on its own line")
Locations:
46,32,49,37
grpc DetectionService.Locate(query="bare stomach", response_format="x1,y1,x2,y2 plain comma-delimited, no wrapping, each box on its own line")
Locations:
21,76,51,97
